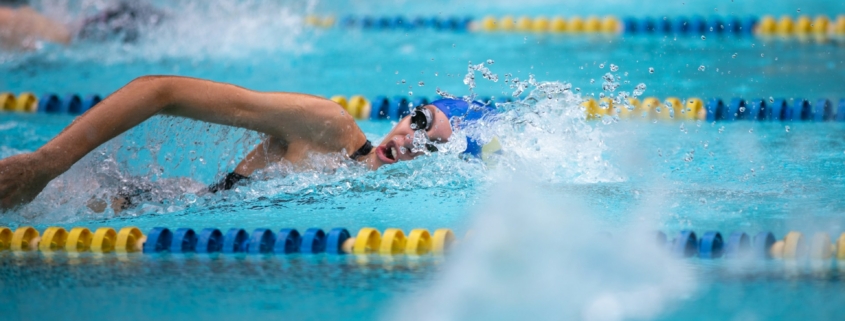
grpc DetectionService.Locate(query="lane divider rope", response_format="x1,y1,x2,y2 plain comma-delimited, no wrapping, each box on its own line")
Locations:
5,92,845,122
5,226,845,261
304,14,845,37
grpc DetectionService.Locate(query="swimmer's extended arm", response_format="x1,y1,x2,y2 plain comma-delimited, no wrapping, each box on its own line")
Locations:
0,76,360,209
0,7,71,49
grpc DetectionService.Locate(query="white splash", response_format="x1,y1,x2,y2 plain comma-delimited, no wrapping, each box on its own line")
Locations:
392,178,696,321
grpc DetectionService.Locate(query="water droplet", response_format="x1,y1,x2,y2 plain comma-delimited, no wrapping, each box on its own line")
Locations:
395,71,399,74
408,91,413,96
769,97,774,103
648,67,655,73
599,63,605,69
731,53,737,58
610,64,619,72
698,65,706,71
699,197,707,204
709,27,713,31
575,87,581,92
418,81,425,86
748,128,754,133
785,126,790,132
590,79,595,84
401,79,406,84
739,106,746,112
633,83,646,96
797,8,800,12
434,72,438,76
760,53,764,57
486,59,495,64
452,44,455,47
701,35,706,40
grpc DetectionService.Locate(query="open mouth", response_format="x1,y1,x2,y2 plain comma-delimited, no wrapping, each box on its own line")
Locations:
376,141,399,164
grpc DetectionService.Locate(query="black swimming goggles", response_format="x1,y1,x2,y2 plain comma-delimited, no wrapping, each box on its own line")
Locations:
409,105,440,153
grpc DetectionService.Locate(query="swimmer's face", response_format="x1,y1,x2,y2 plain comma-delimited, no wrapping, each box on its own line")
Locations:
368,105,452,169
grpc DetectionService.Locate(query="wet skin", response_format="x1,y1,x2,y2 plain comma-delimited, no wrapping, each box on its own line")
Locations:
0,76,451,211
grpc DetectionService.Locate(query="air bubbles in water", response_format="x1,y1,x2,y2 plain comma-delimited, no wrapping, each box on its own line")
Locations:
761,53,764,57
418,81,425,86
610,64,619,72
698,65,706,71
785,125,790,132
648,67,654,74
701,35,706,40
769,97,774,103
732,53,737,58
401,79,406,83
590,79,595,84
487,59,495,64
633,83,646,96
599,63,605,69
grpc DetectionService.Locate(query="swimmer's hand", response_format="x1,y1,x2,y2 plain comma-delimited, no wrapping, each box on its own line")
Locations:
0,153,57,210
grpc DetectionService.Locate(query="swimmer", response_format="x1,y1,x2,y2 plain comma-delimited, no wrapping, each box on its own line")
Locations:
0,76,494,210
0,0,164,50
0,1,71,50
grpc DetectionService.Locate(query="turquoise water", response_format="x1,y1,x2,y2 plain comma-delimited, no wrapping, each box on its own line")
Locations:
3,0,845,320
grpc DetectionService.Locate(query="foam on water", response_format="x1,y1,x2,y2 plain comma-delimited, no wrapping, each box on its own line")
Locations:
390,178,696,321
1,0,315,64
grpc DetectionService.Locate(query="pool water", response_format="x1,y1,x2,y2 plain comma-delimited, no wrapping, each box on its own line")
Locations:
3,0,845,320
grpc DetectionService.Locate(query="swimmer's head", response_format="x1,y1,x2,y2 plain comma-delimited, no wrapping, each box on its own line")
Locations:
368,98,496,169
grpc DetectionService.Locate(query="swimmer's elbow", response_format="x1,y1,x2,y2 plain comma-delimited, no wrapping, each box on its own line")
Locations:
126,75,175,107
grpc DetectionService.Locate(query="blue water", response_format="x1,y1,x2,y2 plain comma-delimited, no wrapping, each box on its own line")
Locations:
3,0,845,320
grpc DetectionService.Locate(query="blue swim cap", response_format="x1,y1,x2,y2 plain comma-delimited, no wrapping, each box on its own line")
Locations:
429,98,498,157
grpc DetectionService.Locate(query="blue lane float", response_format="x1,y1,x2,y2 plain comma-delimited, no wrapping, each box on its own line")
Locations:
248,228,276,254
300,228,327,254
222,228,249,254
274,228,301,254
753,232,776,259
724,232,750,259
38,94,60,113
838,99,845,122
196,228,224,253
326,228,351,255
698,231,724,259
143,227,173,253
171,228,197,253
672,230,698,258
